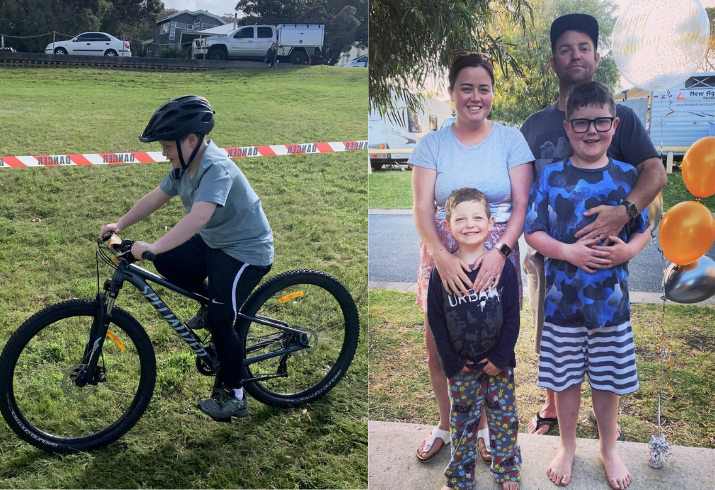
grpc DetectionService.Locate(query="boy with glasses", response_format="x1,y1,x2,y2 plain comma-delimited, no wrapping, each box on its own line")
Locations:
524,81,650,490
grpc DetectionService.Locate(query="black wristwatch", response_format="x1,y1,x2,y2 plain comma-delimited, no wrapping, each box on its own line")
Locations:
494,242,512,258
620,200,639,219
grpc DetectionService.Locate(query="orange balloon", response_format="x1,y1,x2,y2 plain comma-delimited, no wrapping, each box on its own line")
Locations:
659,201,715,265
682,136,715,198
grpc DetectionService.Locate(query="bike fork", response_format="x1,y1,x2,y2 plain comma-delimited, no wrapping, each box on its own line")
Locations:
76,291,112,386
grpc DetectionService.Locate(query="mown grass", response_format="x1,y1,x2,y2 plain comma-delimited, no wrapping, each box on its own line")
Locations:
369,289,715,449
0,66,367,489
368,166,715,212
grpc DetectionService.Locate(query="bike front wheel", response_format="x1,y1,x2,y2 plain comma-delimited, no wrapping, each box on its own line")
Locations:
0,299,156,452
238,270,360,407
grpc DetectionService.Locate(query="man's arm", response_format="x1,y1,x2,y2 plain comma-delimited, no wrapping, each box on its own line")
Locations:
575,158,667,241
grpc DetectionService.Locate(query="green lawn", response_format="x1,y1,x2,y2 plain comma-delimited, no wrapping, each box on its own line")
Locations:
368,167,715,212
369,289,715,449
0,66,367,489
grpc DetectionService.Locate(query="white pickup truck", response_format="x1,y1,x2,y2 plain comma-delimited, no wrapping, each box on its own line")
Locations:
193,24,324,65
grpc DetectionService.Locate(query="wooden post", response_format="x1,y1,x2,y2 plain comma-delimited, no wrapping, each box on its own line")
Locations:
666,151,673,174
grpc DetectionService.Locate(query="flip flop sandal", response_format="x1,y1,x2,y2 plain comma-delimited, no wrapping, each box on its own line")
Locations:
477,427,492,465
416,427,451,463
529,412,558,435
589,411,626,441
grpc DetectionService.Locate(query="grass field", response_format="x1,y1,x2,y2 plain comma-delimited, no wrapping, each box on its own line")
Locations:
369,289,715,449
0,66,367,489
368,167,715,212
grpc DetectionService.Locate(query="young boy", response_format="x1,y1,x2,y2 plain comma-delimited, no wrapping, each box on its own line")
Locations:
427,187,521,490
524,81,650,490
99,95,274,421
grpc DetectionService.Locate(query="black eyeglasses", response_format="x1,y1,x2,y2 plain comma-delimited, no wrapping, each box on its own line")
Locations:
569,117,614,133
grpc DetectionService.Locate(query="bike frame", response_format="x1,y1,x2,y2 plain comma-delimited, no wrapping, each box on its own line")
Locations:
84,259,311,384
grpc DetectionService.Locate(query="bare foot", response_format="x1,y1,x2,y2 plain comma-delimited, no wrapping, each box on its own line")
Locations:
478,436,492,463
440,486,451,490
502,481,519,490
601,450,632,489
546,447,575,486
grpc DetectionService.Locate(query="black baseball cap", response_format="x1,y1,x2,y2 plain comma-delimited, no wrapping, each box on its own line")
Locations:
550,13,599,52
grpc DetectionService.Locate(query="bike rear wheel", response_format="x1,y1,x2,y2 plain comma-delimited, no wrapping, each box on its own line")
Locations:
0,299,156,452
238,270,359,407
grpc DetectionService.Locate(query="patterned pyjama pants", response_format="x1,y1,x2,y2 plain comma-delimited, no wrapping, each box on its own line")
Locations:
445,367,521,490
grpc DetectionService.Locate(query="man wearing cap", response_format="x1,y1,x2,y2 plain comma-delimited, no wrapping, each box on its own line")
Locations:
519,11,666,485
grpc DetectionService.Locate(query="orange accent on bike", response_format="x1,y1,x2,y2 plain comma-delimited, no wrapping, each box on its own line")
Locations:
106,330,125,350
278,291,304,303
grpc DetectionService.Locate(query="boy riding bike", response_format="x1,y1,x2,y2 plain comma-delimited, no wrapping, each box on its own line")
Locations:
99,95,274,420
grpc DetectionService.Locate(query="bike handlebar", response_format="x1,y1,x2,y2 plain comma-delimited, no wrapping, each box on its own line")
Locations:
100,233,155,263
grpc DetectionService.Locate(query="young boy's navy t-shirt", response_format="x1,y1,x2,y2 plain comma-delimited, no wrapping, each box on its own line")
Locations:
427,260,520,379
524,158,649,330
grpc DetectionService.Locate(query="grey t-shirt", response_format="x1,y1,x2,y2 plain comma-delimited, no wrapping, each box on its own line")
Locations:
520,102,659,178
409,122,534,222
159,141,274,266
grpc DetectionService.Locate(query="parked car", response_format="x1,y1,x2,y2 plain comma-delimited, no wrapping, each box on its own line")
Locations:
343,55,367,67
45,32,131,57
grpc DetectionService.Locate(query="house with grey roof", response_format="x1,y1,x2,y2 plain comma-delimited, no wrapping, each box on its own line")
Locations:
144,10,228,56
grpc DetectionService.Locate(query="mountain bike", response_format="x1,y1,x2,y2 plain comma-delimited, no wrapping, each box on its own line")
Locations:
0,234,360,453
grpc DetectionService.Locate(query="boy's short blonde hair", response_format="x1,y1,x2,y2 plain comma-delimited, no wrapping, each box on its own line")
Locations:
445,187,491,222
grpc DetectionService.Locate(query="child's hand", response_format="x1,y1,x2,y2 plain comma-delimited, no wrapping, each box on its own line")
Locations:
99,223,122,239
131,241,155,261
478,358,501,376
562,238,611,272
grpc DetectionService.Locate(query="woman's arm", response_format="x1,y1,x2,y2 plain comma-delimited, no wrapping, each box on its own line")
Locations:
473,162,534,291
412,166,472,296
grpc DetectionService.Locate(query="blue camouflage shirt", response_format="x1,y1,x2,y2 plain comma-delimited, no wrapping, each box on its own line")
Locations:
524,158,649,330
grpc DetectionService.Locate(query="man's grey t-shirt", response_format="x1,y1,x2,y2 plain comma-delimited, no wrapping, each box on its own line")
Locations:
520,102,659,178
409,122,534,223
159,141,274,266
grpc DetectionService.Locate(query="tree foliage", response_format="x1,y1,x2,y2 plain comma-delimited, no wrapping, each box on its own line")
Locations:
369,0,533,117
490,0,620,126
0,0,163,53
235,0,367,65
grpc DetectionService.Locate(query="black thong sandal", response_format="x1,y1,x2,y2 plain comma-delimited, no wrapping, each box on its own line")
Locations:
529,412,558,435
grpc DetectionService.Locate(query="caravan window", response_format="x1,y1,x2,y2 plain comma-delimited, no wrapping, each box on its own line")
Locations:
407,108,422,133
685,75,715,89
429,115,438,131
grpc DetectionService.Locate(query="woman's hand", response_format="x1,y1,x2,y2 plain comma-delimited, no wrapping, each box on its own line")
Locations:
562,238,611,272
131,241,156,261
433,249,473,297
472,248,507,291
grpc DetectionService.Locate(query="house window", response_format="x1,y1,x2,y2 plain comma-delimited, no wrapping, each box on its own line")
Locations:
160,22,169,34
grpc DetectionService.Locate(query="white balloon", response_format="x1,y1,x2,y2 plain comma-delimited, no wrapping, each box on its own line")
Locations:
612,0,710,92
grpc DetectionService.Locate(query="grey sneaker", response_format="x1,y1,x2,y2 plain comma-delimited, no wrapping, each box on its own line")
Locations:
198,388,248,421
186,305,209,330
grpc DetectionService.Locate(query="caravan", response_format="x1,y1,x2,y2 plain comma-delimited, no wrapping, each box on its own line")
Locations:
615,72,715,158
368,97,453,171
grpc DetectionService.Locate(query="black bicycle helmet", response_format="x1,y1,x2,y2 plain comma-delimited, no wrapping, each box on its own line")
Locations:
140,95,216,172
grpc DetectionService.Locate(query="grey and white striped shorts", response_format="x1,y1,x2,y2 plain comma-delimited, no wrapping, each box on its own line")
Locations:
537,321,639,395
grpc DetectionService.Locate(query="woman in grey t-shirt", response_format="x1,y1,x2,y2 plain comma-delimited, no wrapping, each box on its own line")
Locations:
411,53,534,464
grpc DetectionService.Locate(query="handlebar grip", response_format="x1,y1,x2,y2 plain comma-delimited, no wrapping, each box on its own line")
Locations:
142,252,155,262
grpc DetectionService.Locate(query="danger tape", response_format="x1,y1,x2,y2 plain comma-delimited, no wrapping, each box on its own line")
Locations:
0,140,368,168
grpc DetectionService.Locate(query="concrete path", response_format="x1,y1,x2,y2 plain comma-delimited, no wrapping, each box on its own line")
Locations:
368,421,715,490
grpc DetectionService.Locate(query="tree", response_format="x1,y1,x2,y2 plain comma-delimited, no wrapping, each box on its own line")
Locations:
489,0,620,126
369,0,533,118
701,7,715,71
